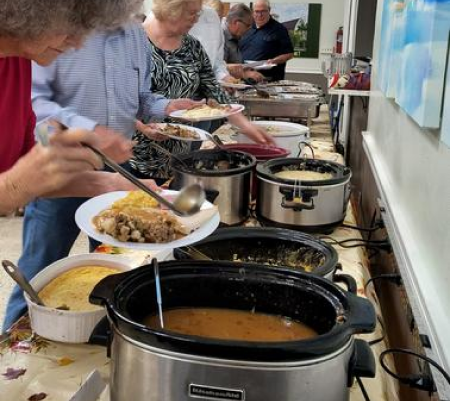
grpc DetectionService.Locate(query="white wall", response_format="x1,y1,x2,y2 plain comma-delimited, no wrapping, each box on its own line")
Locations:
365,0,450,393
142,0,345,73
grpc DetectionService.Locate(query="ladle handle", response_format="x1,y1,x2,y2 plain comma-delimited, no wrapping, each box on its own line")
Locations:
2,260,45,306
83,143,189,216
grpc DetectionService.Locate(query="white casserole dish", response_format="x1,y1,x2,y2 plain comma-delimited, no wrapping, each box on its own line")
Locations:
24,253,134,343
234,121,310,157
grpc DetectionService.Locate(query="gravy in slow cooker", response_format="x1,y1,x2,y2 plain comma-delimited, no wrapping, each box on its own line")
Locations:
144,308,318,341
275,170,333,181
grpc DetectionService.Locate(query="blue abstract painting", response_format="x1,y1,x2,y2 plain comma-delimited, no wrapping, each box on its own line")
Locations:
377,0,450,129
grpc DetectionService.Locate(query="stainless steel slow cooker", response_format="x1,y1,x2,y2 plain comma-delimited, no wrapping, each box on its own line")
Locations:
174,227,339,279
171,149,256,225
90,260,376,401
256,158,352,233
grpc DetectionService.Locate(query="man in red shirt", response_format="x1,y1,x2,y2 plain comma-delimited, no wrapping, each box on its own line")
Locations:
0,0,146,216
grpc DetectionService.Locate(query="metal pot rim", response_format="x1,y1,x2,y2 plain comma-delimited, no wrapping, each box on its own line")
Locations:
171,149,256,177
90,261,375,362
256,158,352,186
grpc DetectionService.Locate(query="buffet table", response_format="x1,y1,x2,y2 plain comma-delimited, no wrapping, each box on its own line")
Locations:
0,112,400,401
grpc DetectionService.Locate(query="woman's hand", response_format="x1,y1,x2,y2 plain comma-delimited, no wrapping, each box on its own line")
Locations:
165,99,204,115
227,114,276,146
135,120,167,141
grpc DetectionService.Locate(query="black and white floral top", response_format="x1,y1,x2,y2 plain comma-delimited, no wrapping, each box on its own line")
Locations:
130,34,231,179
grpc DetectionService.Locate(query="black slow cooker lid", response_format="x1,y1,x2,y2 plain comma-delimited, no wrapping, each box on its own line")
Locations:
171,149,256,177
256,158,351,186
174,227,338,277
90,261,375,362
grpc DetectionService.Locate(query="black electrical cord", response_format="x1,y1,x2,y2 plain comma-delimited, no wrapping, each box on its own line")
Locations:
356,377,372,401
368,316,386,347
318,235,391,250
363,273,402,293
380,348,450,391
341,222,383,233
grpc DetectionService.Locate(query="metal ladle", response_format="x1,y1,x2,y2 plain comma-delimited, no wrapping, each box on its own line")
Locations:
2,260,45,306
36,122,206,217
83,144,205,216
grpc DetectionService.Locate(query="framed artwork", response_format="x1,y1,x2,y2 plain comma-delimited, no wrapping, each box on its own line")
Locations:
377,0,450,129
270,3,322,58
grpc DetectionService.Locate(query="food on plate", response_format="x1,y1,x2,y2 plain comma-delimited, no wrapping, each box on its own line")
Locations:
275,170,333,181
143,308,318,341
93,206,188,243
38,266,120,311
182,102,233,119
159,123,200,140
111,190,159,210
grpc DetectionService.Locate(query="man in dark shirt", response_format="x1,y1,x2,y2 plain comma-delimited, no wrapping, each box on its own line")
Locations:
239,0,294,81
223,3,264,82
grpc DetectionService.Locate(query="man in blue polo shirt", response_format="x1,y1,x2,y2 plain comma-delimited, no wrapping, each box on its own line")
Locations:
239,0,294,81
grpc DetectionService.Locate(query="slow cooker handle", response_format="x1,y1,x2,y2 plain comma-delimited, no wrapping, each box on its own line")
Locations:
346,293,376,334
332,273,357,294
347,339,376,386
89,270,134,307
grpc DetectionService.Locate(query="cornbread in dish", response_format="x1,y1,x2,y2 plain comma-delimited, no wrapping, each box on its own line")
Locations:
38,265,120,311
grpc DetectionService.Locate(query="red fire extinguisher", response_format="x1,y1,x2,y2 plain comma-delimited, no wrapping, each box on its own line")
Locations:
336,26,343,54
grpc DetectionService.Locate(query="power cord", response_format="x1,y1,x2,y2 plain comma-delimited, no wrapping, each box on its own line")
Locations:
363,273,402,294
368,316,386,347
318,235,391,251
341,222,383,233
379,348,450,393
356,377,372,401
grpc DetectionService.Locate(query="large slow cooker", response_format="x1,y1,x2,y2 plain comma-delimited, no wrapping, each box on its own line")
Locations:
256,158,352,233
90,260,376,401
171,149,256,225
174,227,339,279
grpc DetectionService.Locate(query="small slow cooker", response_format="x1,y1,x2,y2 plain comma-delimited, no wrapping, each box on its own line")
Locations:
90,260,375,401
174,227,338,279
256,158,352,233
171,149,256,225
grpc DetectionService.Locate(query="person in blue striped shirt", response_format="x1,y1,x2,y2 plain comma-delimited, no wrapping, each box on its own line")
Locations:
3,22,199,330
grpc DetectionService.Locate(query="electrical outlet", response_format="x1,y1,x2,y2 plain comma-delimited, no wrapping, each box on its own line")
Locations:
320,47,334,54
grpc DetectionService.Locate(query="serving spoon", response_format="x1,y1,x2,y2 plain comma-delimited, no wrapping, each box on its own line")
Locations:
36,123,206,217
2,260,45,306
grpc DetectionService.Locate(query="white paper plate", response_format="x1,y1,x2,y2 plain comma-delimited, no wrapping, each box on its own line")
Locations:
155,123,209,142
75,190,220,251
169,104,245,122
244,60,276,71
219,80,252,89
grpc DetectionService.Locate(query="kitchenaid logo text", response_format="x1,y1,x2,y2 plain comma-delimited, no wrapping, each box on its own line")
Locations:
189,384,245,400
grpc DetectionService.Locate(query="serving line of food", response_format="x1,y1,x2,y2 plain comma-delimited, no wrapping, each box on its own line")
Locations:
0,103,399,401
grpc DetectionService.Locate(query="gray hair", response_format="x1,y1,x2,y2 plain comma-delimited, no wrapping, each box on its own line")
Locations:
253,0,271,10
153,0,203,21
0,0,144,39
226,3,252,23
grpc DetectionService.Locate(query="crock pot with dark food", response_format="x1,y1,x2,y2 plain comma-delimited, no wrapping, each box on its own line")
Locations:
174,227,338,279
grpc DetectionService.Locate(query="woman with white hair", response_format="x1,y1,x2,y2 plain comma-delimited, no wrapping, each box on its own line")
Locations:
0,0,144,216
131,0,275,180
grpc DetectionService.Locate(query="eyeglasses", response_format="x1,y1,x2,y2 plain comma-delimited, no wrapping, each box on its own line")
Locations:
253,10,269,15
